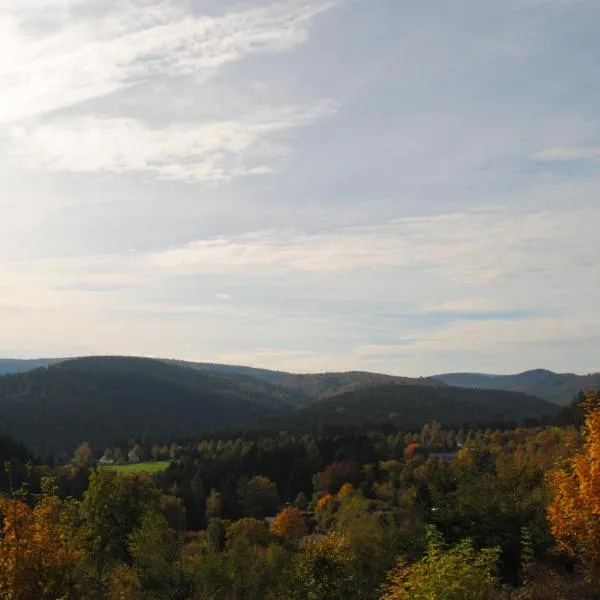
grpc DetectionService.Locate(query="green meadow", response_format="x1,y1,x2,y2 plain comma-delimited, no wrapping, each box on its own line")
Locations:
103,461,170,474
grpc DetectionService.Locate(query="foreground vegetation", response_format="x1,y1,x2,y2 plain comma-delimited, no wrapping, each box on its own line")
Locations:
0,390,599,599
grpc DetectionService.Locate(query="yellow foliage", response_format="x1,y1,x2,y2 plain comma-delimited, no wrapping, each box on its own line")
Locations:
380,556,410,600
0,496,81,600
227,517,270,547
302,532,350,554
106,564,143,600
547,393,600,581
337,483,354,499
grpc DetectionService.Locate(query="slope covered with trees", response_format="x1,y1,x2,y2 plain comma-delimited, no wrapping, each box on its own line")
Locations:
434,369,600,405
258,383,559,435
0,357,292,457
274,371,443,401
0,357,561,458
2,356,597,407
171,361,443,401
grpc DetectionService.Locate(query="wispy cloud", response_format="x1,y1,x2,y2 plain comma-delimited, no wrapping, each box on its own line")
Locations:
149,208,599,280
9,102,335,183
0,0,338,123
1,0,599,374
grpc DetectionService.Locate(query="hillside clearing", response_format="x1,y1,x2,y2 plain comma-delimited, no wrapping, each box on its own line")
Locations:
103,461,170,474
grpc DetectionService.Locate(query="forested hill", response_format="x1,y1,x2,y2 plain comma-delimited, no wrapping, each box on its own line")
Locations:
0,356,294,458
434,369,600,405
170,361,442,401
272,371,443,401
254,383,559,435
1,357,441,402
2,356,596,406
0,356,559,459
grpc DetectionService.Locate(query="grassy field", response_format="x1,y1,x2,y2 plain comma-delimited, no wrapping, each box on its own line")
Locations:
103,461,170,474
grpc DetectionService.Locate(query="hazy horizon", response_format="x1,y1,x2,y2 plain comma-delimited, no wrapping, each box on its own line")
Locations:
2,0,599,376
0,354,596,379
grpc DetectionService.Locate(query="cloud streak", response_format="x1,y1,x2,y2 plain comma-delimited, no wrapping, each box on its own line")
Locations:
9,102,335,182
0,0,338,123
149,208,599,280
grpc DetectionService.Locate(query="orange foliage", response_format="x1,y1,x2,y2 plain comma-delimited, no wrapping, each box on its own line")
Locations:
0,496,81,600
337,483,354,499
404,443,422,459
547,393,600,581
270,506,307,541
315,493,334,513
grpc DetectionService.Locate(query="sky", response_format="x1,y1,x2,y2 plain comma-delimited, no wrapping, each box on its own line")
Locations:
1,0,599,375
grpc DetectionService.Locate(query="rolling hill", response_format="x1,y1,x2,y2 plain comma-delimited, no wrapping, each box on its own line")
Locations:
0,358,440,404
170,361,443,401
0,356,293,457
273,371,443,401
259,383,559,434
0,356,562,458
3,357,596,406
433,369,600,405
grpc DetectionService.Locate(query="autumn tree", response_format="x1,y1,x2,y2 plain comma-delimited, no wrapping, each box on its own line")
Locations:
315,493,334,513
547,391,600,581
270,507,307,543
337,482,355,500
289,534,357,600
314,493,336,531
0,482,80,600
381,528,499,600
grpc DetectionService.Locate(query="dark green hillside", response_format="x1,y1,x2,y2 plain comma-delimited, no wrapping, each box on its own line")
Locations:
168,362,442,403
0,434,33,492
0,357,289,457
65,356,296,409
167,359,289,385
434,369,600,405
274,371,443,401
260,383,558,434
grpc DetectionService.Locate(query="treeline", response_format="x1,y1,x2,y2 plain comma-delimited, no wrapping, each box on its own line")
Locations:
1,392,600,599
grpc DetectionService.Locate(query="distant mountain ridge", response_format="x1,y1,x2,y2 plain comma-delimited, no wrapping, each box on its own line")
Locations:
1,357,597,406
433,369,600,405
0,356,559,457
168,361,441,396
258,383,558,434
